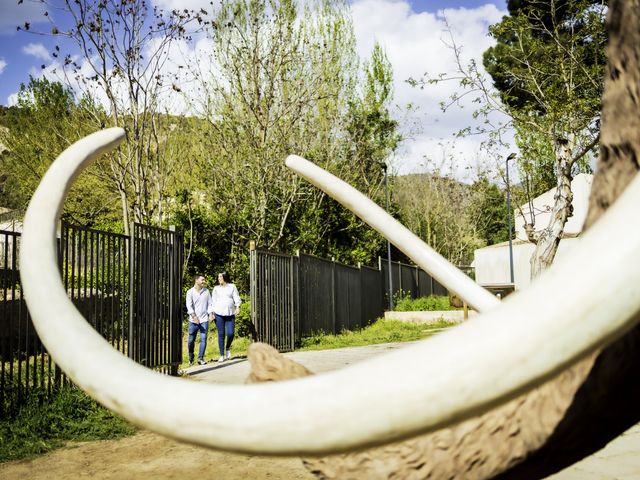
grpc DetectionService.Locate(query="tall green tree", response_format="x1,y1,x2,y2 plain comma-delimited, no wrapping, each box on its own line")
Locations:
23,0,204,232
395,172,487,267
483,0,606,276
327,42,402,265
0,77,118,226
184,0,401,282
470,178,509,246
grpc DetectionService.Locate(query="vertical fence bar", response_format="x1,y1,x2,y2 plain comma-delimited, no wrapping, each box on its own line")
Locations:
1,233,7,416
13,235,22,403
128,223,135,360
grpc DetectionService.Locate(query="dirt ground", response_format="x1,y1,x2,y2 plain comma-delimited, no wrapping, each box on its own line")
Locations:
0,430,315,480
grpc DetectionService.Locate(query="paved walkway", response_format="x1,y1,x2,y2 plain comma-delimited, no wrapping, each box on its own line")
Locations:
187,343,640,479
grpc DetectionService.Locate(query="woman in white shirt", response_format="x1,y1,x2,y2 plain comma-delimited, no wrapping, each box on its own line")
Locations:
208,271,241,362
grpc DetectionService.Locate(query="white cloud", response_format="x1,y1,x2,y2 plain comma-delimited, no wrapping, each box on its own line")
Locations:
23,42,51,61
0,59,7,75
152,0,221,14
351,0,513,177
7,92,18,106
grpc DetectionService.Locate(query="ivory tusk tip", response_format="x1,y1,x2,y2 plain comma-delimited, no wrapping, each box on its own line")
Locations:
285,154,307,170
98,127,126,143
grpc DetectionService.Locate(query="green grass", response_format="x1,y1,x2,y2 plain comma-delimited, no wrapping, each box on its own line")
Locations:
181,311,458,364
181,316,456,364
0,385,136,463
394,295,457,312
298,318,455,351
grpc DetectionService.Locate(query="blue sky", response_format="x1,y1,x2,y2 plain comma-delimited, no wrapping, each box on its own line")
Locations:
0,0,509,176
0,0,506,107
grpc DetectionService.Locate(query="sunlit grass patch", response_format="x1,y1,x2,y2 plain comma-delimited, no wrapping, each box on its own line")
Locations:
298,318,455,351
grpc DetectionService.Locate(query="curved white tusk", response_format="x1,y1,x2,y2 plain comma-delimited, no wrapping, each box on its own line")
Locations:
285,155,500,312
20,131,640,455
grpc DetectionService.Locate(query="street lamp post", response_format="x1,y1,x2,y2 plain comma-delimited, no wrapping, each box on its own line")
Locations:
383,163,393,311
506,153,516,285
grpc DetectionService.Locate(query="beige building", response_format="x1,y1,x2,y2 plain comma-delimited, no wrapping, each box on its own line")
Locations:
473,173,592,291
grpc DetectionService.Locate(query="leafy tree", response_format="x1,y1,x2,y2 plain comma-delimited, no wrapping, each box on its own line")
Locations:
11,0,403,288
394,173,485,266
184,0,401,283
469,178,509,246
483,0,606,276
343,43,400,189
22,0,204,233
0,77,118,226
410,1,606,278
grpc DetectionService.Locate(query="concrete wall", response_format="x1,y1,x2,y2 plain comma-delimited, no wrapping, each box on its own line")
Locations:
473,237,579,291
385,310,477,324
514,173,592,240
474,173,591,291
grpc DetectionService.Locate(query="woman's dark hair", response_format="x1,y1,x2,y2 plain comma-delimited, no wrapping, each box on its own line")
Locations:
219,271,231,283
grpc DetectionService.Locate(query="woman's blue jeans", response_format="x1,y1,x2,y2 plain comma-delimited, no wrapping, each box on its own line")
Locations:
187,321,208,362
214,313,235,356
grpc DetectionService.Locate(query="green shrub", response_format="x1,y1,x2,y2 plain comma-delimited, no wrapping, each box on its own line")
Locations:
394,295,455,312
0,385,135,462
234,295,255,339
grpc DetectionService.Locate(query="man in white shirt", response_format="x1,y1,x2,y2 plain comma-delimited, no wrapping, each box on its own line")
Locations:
185,273,212,365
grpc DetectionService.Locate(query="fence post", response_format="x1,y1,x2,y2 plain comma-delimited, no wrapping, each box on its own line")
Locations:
128,222,135,360
358,262,364,328
331,257,337,334
168,225,178,375
289,254,295,351
249,241,257,342
295,249,300,345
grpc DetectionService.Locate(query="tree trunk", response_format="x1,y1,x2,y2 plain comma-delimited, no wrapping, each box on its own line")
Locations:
584,1,640,227
529,137,574,278
120,188,130,236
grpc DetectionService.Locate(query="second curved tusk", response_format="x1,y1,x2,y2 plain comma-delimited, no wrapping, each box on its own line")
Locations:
285,155,500,312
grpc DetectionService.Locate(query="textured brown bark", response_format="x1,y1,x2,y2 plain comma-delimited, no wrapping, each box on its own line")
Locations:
247,1,640,477
529,138,574,278
585,1,640,227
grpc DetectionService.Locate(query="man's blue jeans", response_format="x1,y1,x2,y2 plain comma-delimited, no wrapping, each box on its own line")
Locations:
214,314,235,356
187,321,209,362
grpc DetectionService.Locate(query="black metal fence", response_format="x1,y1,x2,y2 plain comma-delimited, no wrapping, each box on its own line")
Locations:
250,248,446,352
380,257,449,301
1,221,183,416
0,230,53,415
60,223,131,356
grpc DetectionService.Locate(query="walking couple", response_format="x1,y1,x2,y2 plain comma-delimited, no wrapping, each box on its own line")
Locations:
185,272,241,365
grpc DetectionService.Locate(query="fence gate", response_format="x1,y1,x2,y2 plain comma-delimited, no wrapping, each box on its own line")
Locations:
130,223,184,374
250,249,387,352
0,222,184,415
250,249,296,352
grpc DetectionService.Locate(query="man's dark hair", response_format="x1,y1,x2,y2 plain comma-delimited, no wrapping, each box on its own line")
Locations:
220,271,231,283
193,273,204,283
